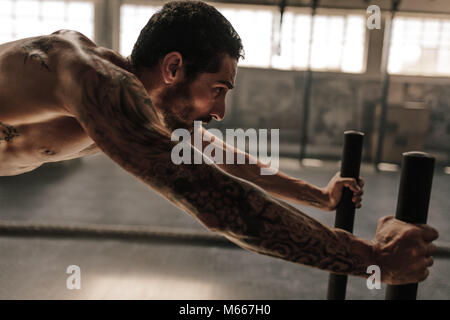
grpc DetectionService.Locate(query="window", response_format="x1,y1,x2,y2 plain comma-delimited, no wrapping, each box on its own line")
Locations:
273,10,366,72
118,3,366,73
0,0,94,44
120,3,275,67
219,5,365,72
218,5,275,68
389,15,450,76
120,4,160,56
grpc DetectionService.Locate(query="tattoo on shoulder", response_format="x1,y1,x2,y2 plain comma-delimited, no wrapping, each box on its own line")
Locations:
0,121,19,142
80,65,162,132
22,37,62,72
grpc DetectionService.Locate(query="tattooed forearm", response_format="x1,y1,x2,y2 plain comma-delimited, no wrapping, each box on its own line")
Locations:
0,122,19,142
259,174,329,209
153,162,371,276
249,169,329,209
296,192,327,209
209,147,329,210
70,64,373,278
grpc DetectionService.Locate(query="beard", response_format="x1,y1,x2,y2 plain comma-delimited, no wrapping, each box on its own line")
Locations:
158,78,197,133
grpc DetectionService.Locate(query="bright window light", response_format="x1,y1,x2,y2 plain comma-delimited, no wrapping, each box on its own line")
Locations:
119,3,365,73
120,4,160,57
218,7,275,68
389,15,450,76
0,0,94,44
119,3,274,67
273,11,365,72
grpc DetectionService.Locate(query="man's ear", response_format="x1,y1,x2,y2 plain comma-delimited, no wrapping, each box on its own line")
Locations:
160,52,184,84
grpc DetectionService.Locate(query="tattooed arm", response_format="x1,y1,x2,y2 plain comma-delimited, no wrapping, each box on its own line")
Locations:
59,58,439,285
59,60,376,279
195,127,363,211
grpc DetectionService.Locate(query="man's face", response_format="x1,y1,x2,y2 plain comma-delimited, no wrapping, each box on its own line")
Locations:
159,54,237,132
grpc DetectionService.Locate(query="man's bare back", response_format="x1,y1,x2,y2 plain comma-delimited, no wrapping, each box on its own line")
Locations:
0,30,129,176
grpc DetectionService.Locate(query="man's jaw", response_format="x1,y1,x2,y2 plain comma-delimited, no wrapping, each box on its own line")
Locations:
159,105,212,133
197,115,212,125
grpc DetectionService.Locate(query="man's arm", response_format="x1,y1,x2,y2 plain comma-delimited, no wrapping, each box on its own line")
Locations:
195,127,363,211
61,59,436,284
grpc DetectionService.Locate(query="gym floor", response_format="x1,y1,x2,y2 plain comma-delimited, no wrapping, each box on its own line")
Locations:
0,153,449,300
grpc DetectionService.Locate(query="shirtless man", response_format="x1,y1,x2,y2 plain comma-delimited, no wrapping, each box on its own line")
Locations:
0,1,438,285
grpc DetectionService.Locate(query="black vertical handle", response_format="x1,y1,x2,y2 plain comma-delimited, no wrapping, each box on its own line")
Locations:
327,131,364,300
385,152,435,300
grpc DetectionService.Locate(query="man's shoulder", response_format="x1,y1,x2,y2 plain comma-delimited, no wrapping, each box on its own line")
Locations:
49,29,97,49
46,31,131,78
0,30,98,72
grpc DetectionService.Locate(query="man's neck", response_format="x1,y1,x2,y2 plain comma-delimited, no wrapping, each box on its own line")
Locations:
133,65,165,111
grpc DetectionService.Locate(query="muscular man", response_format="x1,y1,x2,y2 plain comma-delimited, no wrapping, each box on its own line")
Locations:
0,1,437,285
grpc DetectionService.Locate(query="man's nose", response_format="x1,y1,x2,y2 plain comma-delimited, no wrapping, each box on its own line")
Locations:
211,101,225,121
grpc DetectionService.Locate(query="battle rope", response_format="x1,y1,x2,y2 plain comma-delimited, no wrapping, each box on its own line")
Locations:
0,220,449,258
0,220,237,248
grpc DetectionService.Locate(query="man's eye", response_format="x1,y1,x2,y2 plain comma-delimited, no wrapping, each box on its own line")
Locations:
214,87,225,96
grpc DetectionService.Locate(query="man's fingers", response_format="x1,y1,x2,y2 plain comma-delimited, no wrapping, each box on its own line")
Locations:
425,256,434,267
418,269,430,282
340,178,361,193
416,224,439,242
426,243,437,256
358,176,365,188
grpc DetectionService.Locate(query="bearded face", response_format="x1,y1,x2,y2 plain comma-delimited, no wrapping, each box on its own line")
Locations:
153,54,237,133
158,77,213,133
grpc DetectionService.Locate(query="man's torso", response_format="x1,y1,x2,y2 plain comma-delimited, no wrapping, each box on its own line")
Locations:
0,30,129,176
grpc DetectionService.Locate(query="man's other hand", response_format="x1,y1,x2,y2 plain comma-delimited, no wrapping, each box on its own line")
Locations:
321,171,364,211
372,216,439,285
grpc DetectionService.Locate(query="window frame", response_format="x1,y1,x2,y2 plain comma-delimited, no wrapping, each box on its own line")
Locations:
210,1,280,69
289,7,368,73
0,0,95,43
118,1,368,73
388,11,450,77
0,0,370,75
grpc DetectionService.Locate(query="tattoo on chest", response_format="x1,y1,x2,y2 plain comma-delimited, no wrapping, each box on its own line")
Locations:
0,122,19,142
22,38,56,72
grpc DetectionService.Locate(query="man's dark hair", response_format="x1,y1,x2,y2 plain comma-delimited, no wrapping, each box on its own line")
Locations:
131,0,244,80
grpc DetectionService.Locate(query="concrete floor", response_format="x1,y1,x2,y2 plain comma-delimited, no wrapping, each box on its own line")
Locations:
0,153,449,299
